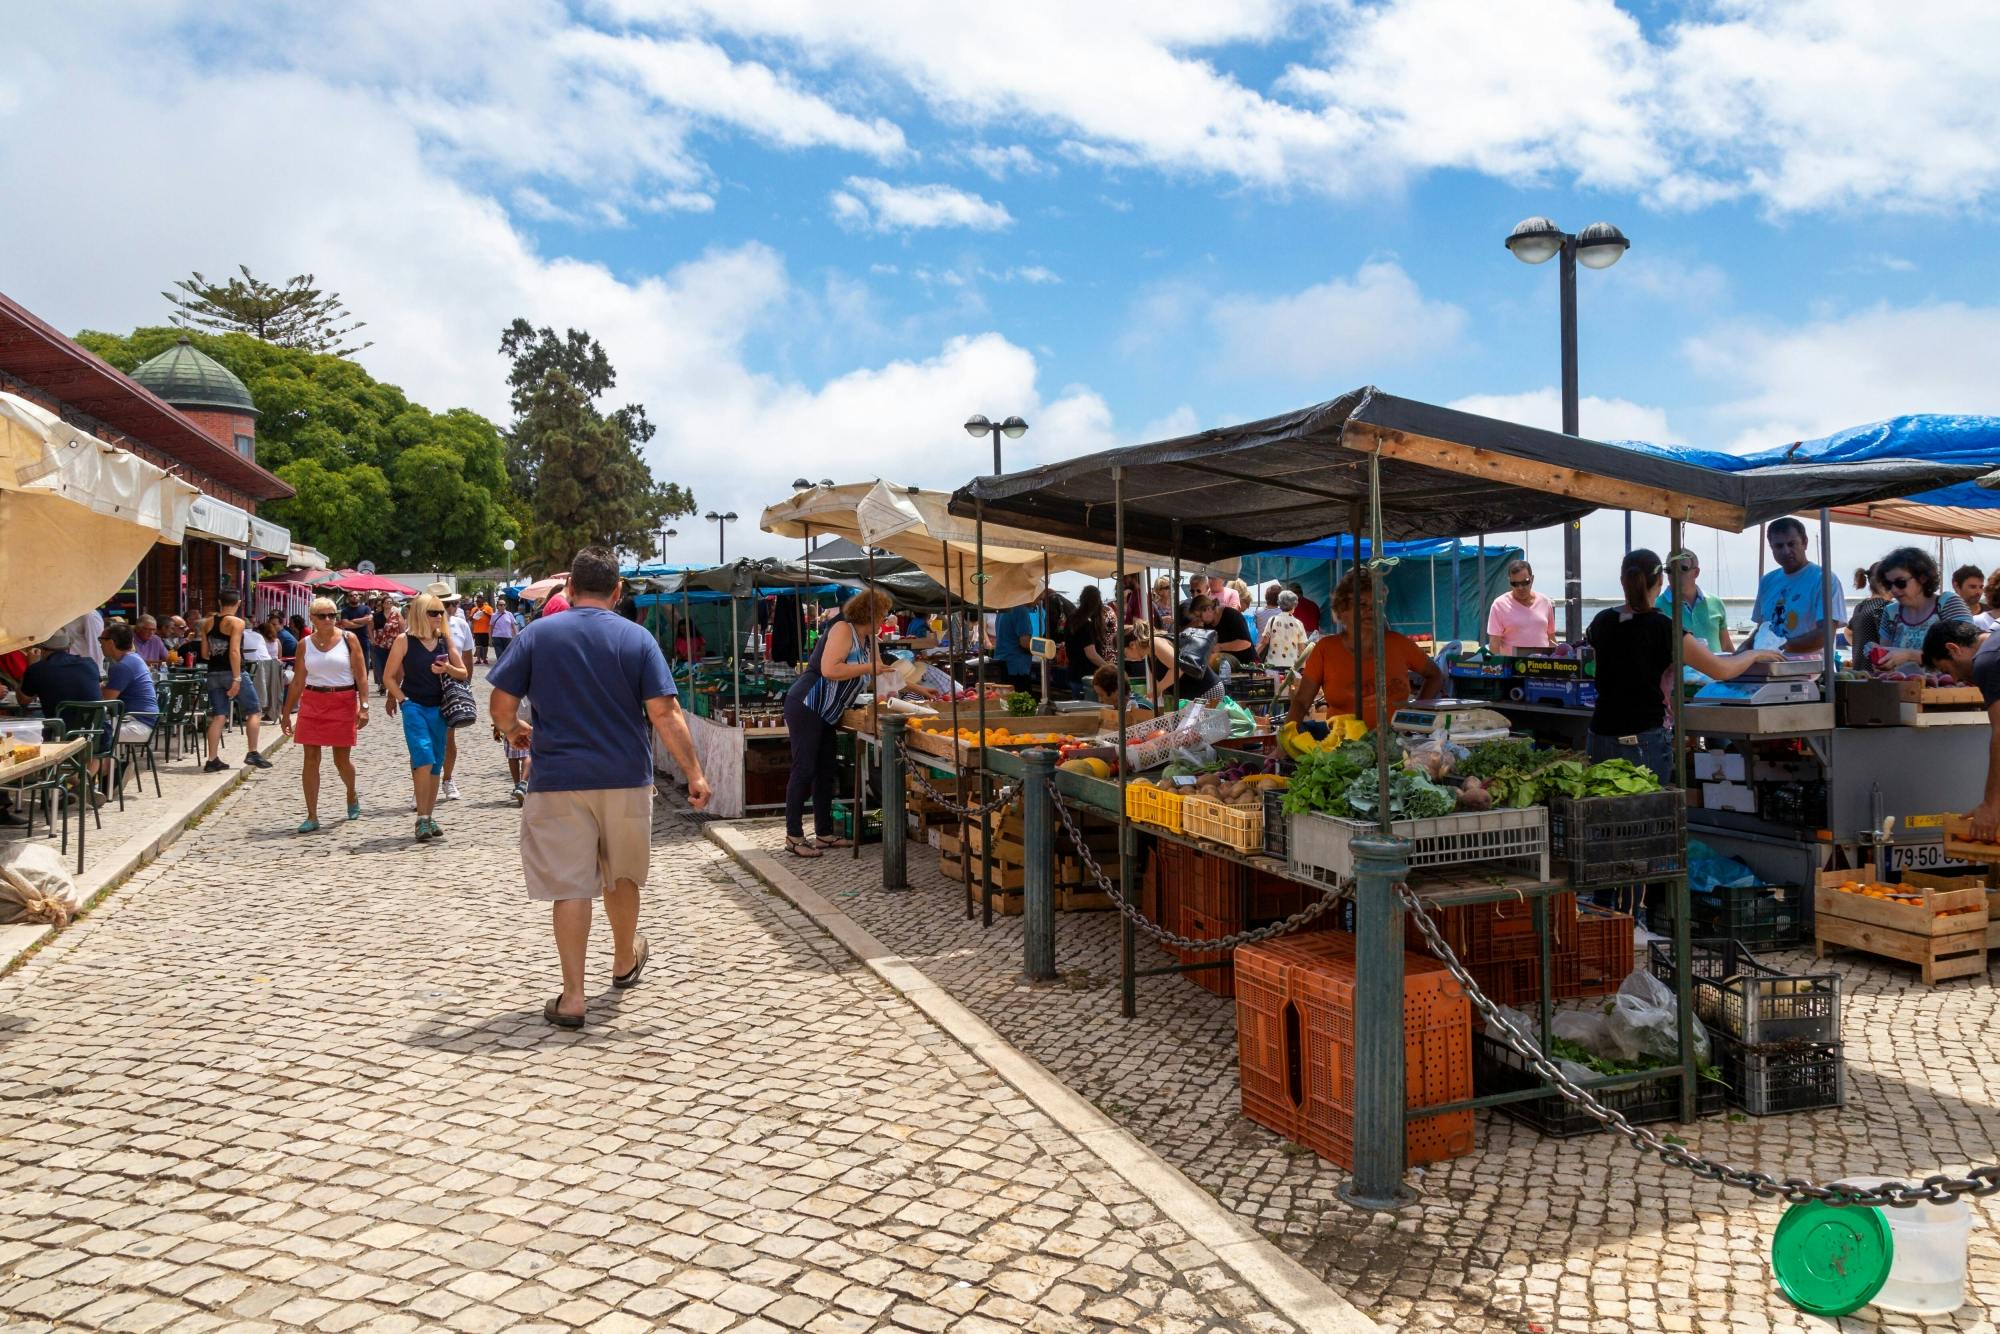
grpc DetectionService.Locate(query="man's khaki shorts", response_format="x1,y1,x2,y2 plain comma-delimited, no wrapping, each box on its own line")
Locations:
520,787,653,902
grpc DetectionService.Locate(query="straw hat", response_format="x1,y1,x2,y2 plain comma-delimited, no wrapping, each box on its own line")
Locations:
425,581,461,604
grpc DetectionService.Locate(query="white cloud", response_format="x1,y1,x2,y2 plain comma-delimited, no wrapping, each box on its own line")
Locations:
828,177,1014,232
966,144,1050,179
1686,301,2000,452
1209,261,1467,380
1446,389,1682,447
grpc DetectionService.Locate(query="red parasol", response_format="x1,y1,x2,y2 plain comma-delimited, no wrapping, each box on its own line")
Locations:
519,573,568,602
316,569,421,595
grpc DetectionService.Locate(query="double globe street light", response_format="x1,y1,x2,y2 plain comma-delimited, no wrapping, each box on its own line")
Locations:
1504,216,1631,640
964,413,1028,475
704,511,737,564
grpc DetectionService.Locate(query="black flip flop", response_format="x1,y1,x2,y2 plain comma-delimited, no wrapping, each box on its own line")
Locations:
612,934,649,990
542,997,583,1029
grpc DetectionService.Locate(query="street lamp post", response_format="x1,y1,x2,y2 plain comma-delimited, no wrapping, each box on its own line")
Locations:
1505,216,1631,641
502,538,515,585
963,413,1029,475
656,526,678,565
704,511,737,564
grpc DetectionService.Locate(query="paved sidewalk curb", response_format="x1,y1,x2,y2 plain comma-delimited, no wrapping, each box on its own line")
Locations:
0,735,289,976
708,821,1381,1334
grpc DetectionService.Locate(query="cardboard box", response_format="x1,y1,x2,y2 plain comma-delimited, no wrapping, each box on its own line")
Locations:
1836,678,1922,727
1692,750,1746,782
1701,781,1758,813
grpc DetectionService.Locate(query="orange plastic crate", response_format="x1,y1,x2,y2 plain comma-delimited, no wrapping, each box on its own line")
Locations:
1404,894,1578,965
1174,903,1236,997
1156,840,1248,922
1234,933,1475,1170
1573,905,1634,996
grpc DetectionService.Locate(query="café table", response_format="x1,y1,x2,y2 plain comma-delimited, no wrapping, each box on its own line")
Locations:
0,736,90,872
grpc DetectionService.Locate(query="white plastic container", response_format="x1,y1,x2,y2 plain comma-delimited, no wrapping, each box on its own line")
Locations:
0,719,44,746
1843,1177,1973,1313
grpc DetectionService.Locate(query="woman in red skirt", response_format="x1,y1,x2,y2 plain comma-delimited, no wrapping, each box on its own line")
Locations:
279,596,371,833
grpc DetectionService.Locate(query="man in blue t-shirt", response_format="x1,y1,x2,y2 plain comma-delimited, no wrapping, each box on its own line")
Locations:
993,598,1042,690
100,622,159,737
488,546,710,1030
1750,517,1846,653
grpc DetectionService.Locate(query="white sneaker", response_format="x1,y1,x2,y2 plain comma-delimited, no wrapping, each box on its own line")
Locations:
441,780,460,801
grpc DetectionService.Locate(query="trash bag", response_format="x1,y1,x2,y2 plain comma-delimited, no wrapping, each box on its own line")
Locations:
1486,1003,1596,1087
1604,966,1710,1066
0,842,78,926
1688,838,1760,895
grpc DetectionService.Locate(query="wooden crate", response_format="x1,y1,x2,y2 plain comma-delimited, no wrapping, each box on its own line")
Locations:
1813,870,1987,984
1937,820,2000,950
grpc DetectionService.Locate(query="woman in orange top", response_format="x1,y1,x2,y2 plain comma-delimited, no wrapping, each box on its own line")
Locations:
468,596,494,664
1284,568,1444,728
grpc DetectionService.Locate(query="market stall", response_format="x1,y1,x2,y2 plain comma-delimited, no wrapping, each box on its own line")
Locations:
919,386,1986,1210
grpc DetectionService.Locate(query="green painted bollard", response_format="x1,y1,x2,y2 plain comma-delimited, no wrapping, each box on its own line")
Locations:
1021,747,1057,981
880,715,908,892
1339,831,1415,1212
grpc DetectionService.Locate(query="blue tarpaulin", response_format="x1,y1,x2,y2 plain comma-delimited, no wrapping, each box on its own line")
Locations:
1241,538,1524,642
1624,415,2000,512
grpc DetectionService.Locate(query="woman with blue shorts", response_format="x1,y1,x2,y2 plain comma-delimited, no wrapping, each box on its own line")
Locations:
384,591,469,843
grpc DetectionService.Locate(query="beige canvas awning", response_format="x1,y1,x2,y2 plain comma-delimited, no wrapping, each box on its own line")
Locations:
0,391,198,653
761,480,1235,608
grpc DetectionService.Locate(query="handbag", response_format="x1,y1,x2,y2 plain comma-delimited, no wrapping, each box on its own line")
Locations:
440,675,477,729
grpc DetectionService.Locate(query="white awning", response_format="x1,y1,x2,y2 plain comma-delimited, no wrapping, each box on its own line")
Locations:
247,515,289,556
288,543,329,571
185,493,252,545
0,391,198,654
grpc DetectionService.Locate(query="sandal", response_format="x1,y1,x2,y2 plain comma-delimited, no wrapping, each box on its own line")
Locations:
543,997,583,1029
612,934,650,990
813,834,854,848
347,800,361,821
297,818,320,834
785,836,823,858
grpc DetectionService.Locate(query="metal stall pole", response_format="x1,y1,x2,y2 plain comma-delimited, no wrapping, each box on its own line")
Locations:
956,550,974,919
882,713,908,890
1114,466,1137,1019
801,523,813,665
1428,551,1438,647
1349,506,1365,718
1819,507,1836,719
1022,745,1057,981
1342,448,1412,1211
1451,543,1462,642
730,593,743,721
976,500,995,927
1477,536,1488,650
1669,522,1695,1123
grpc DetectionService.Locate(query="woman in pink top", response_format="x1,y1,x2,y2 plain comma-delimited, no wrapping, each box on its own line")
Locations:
1486,559,1556,655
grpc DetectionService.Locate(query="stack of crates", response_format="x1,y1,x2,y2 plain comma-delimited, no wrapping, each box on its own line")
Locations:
1149,844,1331,998
1403,894,1637,1006
1235,931,1475,1170
1649,938,1843,1115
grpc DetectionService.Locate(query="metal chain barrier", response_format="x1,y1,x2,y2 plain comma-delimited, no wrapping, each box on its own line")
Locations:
1398,881,2000,1209
897,735,1019,819
1052,788,1342,950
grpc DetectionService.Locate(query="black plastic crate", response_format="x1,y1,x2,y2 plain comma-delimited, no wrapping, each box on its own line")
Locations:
1261,789,1289,860
1474,1032,1725,1138
1647,938,1839,1045
1223,674,1276,703
1714,1033,1844,1116
1548,790,1686,888
1658,883,1811,951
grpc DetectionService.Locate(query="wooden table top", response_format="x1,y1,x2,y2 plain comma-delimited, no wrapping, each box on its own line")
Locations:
0,737,87,786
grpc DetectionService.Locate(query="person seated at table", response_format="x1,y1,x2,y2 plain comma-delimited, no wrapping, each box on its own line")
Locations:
131,615,170,671
1868,546,1974,669
1090,661,1155,716
1285,568,1445,729
18,634,107,802
100,621,159,758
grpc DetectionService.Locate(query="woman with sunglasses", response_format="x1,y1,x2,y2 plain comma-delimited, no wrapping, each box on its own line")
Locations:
1486,559,1555,655
1868,546,1975,670
384,591,470,843
279,596,370,833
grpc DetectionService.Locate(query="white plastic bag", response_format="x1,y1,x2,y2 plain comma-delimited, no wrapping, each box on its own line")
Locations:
1487,1004,1596,1087
1166,685,1234,767
0,842,78,926
1604,967,1710,1066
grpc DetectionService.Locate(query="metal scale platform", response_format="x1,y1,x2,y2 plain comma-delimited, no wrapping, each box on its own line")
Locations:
1691,654,1825,707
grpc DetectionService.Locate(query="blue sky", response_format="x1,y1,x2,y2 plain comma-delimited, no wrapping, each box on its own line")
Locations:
5,0,1999,593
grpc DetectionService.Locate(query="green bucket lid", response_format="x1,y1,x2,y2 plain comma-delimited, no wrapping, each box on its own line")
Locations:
1772,1199,1894,1317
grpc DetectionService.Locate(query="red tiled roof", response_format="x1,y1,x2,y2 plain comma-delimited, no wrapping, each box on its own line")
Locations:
0,289,294,501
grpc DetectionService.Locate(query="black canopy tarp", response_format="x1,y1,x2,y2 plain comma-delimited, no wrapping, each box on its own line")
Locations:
642,555,950,611
951,387,1993,563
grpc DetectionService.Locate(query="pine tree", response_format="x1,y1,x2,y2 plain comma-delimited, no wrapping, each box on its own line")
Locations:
164,266,371,356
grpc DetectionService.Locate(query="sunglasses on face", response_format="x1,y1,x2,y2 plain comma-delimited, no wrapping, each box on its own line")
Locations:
312,612,336,620
1885,576,1912,591
1509,579,1532,587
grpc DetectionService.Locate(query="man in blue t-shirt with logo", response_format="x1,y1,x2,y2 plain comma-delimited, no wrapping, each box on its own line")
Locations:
1750,517,1845,653
489,546,710,1030
993,596,1043,691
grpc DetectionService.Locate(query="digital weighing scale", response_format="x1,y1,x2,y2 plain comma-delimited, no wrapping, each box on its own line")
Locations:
1390,703,1515,744
1690,654,1826,706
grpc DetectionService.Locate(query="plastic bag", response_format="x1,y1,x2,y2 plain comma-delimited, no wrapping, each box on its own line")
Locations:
1603,967,1710,1066
1401,735,1463,781
1166,685,1234,768
1220,695,1257,737
0,842,78,926
1550,1008,1614,1053
1687,838,1761,895
1486,1004,1595,1087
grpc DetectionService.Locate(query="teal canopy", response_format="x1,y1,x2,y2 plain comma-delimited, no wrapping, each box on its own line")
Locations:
1240,539,1522,642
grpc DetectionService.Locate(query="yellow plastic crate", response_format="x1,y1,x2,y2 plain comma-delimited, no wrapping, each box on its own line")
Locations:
1124,782,1185,831
1180,796,1265,853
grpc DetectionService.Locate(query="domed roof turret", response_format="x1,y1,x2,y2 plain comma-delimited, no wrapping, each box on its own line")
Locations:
131,337,259,418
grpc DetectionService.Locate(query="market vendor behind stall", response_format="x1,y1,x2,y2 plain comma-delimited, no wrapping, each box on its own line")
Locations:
1284,568,1443,728
1750,517,1844,651
1866,545,1974,668
1485,559,1554,656
1921,619,2000,838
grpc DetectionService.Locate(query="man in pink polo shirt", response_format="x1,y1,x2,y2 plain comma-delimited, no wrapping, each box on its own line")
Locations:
1487,559,1555,655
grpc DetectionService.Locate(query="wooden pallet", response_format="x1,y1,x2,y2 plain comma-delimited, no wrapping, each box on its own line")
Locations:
1814,871,1987,984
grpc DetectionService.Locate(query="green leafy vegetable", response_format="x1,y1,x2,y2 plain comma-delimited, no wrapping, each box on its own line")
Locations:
1341,769,1457,821
1004,691,1039,716
1282,746,1366,817
1459,737,1540,780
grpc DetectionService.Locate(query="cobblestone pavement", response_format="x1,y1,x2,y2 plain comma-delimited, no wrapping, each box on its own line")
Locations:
0,680,1296,1333
738,823,2000,1333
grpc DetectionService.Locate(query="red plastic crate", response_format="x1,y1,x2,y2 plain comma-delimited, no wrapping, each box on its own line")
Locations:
1234,933,1475,1170
1573,905,1634,997
1463,952,1582,1008
1248,868,1314,923
1155,841,1248,921
1405,893,1578,965
1174,903,1236,997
